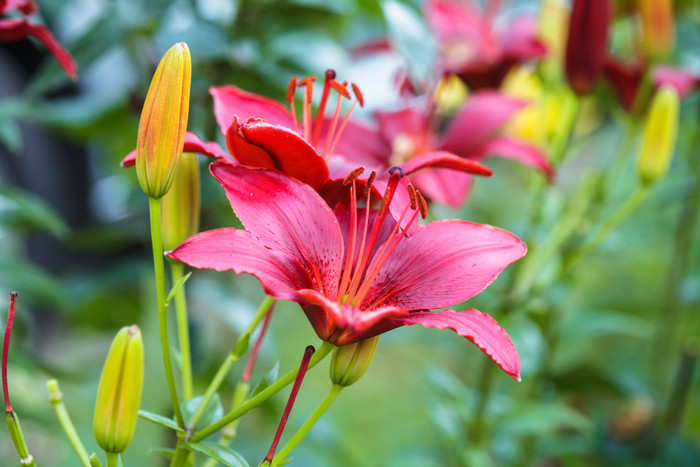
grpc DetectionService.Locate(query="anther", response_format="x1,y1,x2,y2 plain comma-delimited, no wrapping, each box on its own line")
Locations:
342,167,365,186
407,184,418,210
330,80,351,99
364,171,376,197
286,77,298,103
416,189,428,219
351,83,364,107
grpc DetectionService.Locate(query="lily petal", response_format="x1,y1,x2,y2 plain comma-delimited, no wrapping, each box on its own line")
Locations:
361,219,526,310
238,119,329,190
393,309,520,380
479,137,554,180
440,91,525,155
401,150,493,177
210,85,293,136
210,163,343,298
167,228,309,301
410,168,473,209
121,132,230,167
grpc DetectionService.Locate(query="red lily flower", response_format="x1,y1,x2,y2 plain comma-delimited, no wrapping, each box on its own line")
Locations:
425,0,546,90
334,91,552,209
0,0,77,80
168,163,526,380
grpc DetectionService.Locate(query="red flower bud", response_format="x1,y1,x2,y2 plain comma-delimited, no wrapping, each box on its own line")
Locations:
565,0,611,94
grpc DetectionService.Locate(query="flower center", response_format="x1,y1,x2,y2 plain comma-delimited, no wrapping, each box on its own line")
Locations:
286,70,364,162
336,167,427,310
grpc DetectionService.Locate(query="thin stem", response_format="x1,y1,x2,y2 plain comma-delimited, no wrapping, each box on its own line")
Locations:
271,384,344,466
186,297,275,432
105,452,118,467
6,411,37,467
149,196,184,427
46,379,90,467
189,341,334,443
170,261,193,400
170,435,190,467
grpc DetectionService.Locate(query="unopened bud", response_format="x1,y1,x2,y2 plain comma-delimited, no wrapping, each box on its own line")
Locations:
637,86,679,185
565,0,611,94
93,325,144,453
136,42,192,199
161,152,200,251
330,336,379,387
639,0,675,61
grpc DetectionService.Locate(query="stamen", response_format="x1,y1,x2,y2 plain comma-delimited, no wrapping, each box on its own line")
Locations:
3,292,17,413
322,92,346,161
407,183,417,210
241,303,276,383
287,77,299,133
338,179,359,298
326,100,357,160
330,80,351,99
351,83,364,107
364,171,376,197
416,189,428,219
342,167,365,186
263,345,315,464
312,70,337,146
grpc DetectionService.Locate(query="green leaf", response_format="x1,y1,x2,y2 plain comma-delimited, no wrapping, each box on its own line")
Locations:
182,394,224,430
494,401,593,437
138,410,184,433
250,362,279,397
187,440,250,467
560,310,652,340
0,186,69,239
149,447,175,461
166,272,192,304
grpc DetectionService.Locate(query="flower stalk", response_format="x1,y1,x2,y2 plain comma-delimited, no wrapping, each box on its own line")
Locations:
47,379,90,467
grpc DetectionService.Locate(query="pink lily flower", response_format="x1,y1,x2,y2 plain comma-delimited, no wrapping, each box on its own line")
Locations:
0,0,77,80
425,0,546,90
335,91,553,209
168,163,526,380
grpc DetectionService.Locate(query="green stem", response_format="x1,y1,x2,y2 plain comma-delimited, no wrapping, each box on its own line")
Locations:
149,196,184,427
170,261,193,401
271,384,344,466
562,184,650,275
105,452,118,467
189,341,334,443
186,296,275,432
46,379,90,467
6,411,37,467
170,435,191,467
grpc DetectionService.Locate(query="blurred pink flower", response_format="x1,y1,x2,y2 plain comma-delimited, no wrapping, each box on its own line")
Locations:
0,0,77,80
168,163,525,380
425,0,546,90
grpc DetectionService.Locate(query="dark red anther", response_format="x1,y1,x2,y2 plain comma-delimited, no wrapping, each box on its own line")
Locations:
407,184,418,210
351,83,364,107
364,171,377,197
3,292,17,413
342,167,365,186
416,189,428,219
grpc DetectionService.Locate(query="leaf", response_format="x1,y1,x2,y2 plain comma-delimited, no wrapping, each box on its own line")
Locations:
182,394,224,431
0,186,69,239
250,362,279,397
138,410,184,433
186,440,250,467
380,0,437,81
560,310,652,340
149,447,175,461
166,272,192,304
494,401,593,437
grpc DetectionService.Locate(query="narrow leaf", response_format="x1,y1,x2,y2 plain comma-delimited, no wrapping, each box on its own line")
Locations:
187,441,250,467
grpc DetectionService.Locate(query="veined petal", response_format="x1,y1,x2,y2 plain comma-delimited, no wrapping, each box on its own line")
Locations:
298,289,408,346
479,137,554,180
410,168,473,209
210,85,293,136
440,91,525,155
401,150,493,176
238,119,329,190
121,132,230,167
167,228,310,301
361,219,526,310
393,309,520,380
0,18,77,80
210,163,343,299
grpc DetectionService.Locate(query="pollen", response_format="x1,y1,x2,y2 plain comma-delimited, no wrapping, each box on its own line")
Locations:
343,167,365,186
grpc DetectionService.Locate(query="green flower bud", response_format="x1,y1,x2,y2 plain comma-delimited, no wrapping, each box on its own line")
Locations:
93,325,144,453
161,152,201,251
637,86,679,185
136,42,192,199
330,336,379,387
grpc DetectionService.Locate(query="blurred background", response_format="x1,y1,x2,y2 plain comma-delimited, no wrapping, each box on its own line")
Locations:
1,0,700,465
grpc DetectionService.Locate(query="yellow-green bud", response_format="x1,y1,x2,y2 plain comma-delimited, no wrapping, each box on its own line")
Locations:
161,152,200,251
93,325,144,453
136,42,192,199
329,336,379,387
637,86,679,185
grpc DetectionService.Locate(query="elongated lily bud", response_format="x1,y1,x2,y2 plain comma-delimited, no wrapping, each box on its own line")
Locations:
639,0,675,61
330,336,379,387
637,86,679,185
136,42,191,199
565,0,611,94
93,325,144,453
162,152,200,251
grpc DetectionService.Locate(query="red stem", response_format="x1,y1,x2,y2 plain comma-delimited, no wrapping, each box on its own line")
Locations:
264,345,315,462
3,291,18,413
